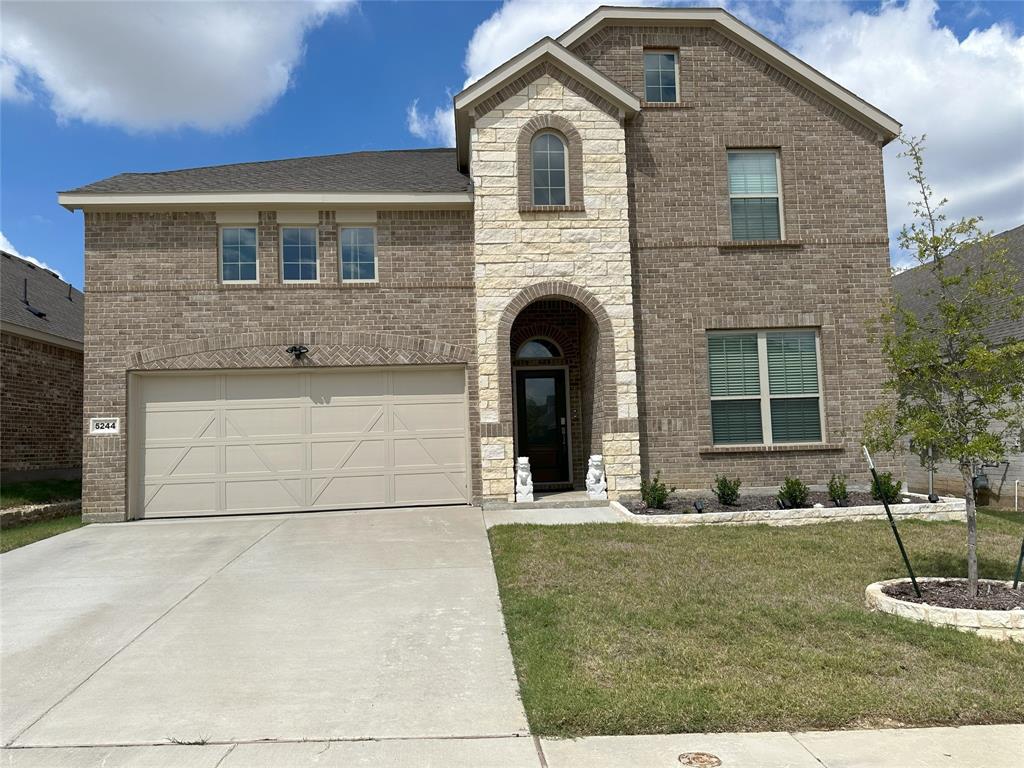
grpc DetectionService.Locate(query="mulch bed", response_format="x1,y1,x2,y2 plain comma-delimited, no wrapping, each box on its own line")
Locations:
883,579,1024,611
625,490,880,516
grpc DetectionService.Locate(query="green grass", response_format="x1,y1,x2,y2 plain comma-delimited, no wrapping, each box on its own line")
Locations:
1,515,86,553
489,510,1024,736
0,479,81,509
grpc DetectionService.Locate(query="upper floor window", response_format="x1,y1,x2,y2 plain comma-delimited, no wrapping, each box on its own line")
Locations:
220,227,257,283
708,330,822,445
727,150,783,241
281,226,318,282
644,50,678,103
340,227,377,282
531,132,567,206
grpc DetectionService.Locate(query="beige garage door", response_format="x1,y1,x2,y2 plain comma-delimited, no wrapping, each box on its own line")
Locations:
134,367,469,518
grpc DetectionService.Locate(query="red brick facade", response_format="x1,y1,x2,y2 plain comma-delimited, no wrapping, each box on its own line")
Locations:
1,332,83,479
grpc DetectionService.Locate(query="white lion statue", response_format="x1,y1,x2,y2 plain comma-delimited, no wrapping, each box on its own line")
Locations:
515,457,534,502
586,454,607,500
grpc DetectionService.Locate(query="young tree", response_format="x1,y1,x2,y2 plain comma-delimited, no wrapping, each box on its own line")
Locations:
864,135,1024,597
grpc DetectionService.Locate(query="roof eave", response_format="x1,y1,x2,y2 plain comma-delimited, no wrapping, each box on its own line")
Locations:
558,6,901,143
58,190,475,212
453,37,640,172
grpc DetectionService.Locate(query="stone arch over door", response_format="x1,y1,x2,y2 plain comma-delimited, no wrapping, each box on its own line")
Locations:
496,281,617,434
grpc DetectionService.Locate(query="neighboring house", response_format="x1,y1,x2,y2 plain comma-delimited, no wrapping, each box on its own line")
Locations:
58,7,902,522
1,250,84,482
895,224,1024,508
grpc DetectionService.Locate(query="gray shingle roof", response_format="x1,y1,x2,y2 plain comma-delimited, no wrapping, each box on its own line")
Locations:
1,251,84,345
893,224,1024,347
63,148,472,195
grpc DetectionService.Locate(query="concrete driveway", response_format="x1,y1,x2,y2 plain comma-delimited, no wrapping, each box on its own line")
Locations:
1,506,529,755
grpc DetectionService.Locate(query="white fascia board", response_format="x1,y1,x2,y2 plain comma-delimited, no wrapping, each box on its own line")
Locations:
58,191,474,211
558,6,901,141
454,37,640,115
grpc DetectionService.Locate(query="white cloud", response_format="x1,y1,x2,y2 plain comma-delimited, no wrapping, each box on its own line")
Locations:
406,97,455,146
1,56,32,102
784,0,1024,251
0,0,354,132
1,231,63,278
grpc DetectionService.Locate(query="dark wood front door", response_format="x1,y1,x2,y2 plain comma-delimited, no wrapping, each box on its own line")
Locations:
515,369,569,485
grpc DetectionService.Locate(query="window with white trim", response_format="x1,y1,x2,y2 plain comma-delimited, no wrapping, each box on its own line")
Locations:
531,132,567,206
643,50,678,103
281,226,318,282
727,150,783,241
708,330,823,445
340,227,377,282
220,227,258,283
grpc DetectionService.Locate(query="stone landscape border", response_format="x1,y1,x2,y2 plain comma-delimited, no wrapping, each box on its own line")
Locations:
0,500,82,529
865,577,1024,643
609,495,966,527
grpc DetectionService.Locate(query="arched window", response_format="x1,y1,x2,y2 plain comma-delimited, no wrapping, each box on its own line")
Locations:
516,337,562,360
531,132,567,205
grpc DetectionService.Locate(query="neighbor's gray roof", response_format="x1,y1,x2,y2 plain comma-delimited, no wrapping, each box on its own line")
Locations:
893,223,1024,347
62,148,472,195
1,251,84,345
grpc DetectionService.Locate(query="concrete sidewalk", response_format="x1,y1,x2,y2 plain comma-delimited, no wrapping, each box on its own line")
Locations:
2,724,1021,766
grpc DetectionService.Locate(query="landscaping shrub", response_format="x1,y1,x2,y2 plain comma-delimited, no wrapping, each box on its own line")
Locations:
871,471,901,504
828,474,849,506
712,475,742,506
641,472,675,509
777,477,810,509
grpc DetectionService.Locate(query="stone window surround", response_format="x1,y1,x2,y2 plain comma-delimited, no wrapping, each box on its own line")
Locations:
517,115,585,213
690,311,845,454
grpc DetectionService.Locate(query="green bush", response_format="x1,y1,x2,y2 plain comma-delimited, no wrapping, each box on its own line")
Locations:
777,477,810,509
871,471,901,504
641,471,675,509
712,475,742,505
827,474,849,505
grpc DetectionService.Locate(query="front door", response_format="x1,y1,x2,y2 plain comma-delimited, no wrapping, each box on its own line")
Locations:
514,369,569,485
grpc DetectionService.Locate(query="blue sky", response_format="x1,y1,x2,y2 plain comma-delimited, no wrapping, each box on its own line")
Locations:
2,0,1022,288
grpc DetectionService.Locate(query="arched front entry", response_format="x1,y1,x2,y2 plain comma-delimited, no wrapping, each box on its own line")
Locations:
492,282,622,494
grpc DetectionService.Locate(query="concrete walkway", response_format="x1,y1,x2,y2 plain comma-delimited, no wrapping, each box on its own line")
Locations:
1,506,528,750
2,725,1021,766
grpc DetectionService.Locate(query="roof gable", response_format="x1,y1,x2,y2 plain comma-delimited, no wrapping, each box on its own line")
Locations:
453,37,640,171
558,6,901,143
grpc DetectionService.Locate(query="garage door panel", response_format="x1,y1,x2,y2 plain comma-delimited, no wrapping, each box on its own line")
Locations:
225,407,303,438
225,443,304,475
394,471,466,505
145,445,217,478
309,405,384,435
137,367,469,518
311,475,389,507
393,402,465,432
224,372,304,401
310,370,387,400
394,437,466,467
145,410,217,441
145,482,218,517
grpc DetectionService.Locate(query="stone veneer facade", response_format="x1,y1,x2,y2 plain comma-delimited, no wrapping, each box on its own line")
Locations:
471,73,642,501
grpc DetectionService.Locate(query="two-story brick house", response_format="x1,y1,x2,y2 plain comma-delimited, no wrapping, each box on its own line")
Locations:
60,7,901,522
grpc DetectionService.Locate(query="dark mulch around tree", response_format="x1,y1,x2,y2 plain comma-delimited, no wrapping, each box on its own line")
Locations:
625,490,882,515
883,579,1024,611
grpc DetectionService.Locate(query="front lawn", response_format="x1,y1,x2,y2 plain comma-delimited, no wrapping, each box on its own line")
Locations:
0,478,81,509
1,514,86,553
489,511,1024,736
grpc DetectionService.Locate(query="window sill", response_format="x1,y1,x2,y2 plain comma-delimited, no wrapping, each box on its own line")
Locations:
641,101,695,110
717,240,803,250
699,442,844,455
340,280,379,287
519,204,585,214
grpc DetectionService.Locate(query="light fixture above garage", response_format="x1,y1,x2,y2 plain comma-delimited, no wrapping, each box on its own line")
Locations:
286,345,308,360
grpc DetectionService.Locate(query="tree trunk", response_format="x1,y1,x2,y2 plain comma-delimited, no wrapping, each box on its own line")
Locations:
961,464,978,598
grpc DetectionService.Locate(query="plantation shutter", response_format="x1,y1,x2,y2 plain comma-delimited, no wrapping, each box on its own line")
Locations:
767,332,818,394
728,151,781,241
770,398,822,442
711,400,763,444
708,334,759,397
